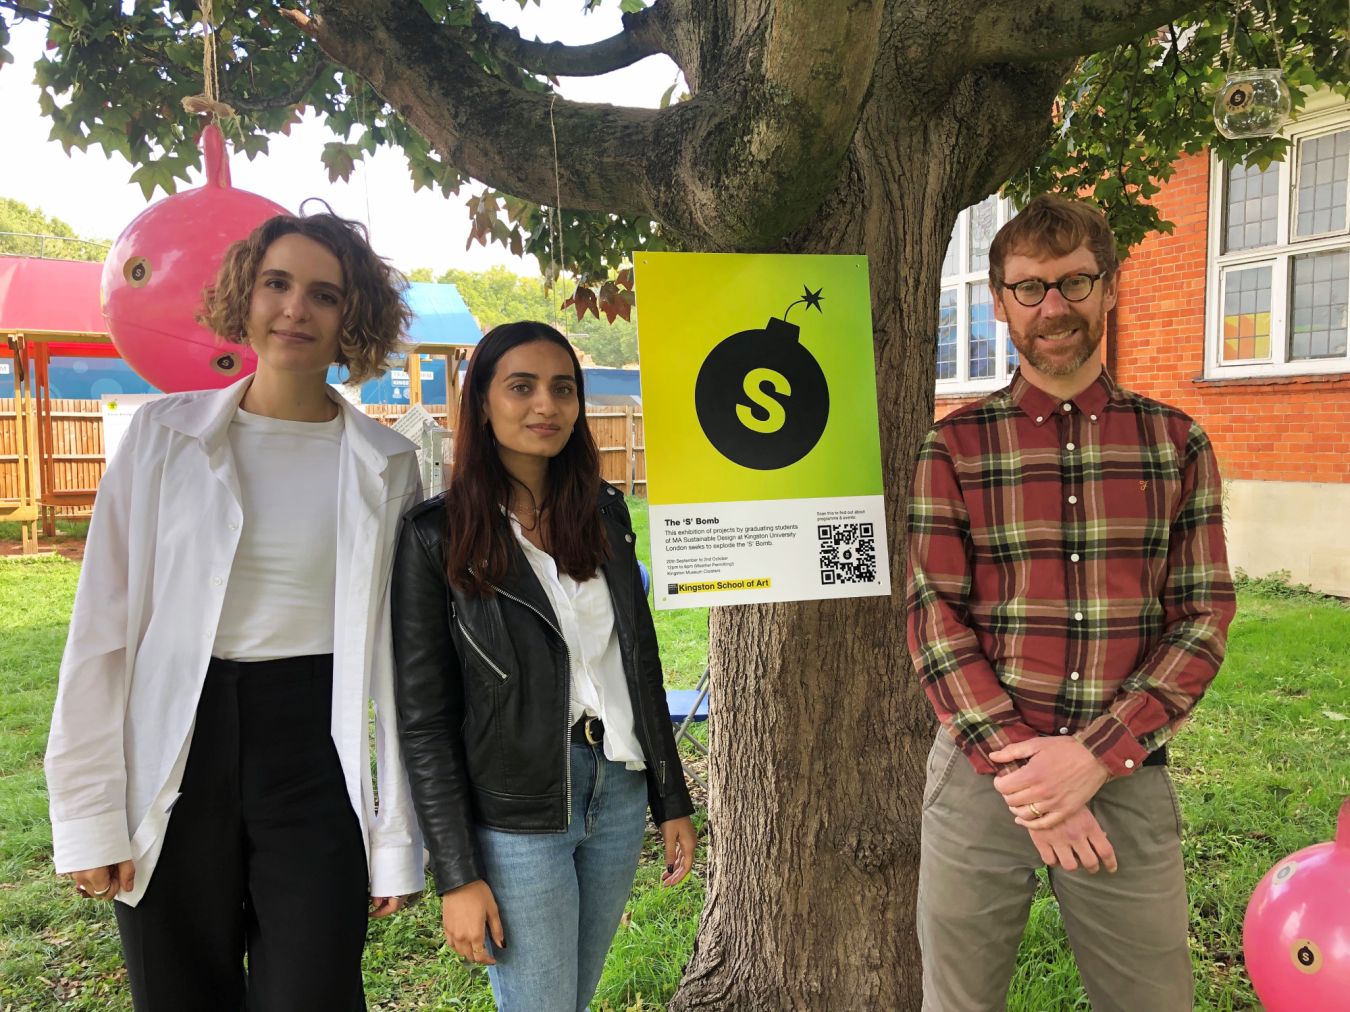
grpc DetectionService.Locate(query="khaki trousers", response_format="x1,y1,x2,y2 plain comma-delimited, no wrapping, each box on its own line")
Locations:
917,731,1192,1012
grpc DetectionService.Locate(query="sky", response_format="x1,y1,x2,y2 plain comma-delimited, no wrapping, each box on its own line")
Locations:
0,1,681,277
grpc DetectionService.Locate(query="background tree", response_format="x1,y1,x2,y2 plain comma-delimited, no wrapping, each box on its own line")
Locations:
0,195,108,260
4,0,1346,1006
407,264,640,365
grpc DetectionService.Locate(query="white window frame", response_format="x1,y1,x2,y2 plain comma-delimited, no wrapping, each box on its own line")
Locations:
1205,92,1350,380
936,197,1018,396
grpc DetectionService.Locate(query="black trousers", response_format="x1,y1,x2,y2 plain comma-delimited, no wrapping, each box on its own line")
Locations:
115,655,368,1012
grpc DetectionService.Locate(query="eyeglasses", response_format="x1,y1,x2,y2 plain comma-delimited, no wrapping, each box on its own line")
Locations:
1002,272,1108,308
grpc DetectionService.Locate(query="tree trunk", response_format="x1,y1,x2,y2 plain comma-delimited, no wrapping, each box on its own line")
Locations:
670,56,1069,1010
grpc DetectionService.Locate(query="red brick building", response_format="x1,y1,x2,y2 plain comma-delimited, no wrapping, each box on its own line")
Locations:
932,92,1350,594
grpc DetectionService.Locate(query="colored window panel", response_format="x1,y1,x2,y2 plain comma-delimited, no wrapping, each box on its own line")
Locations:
1221,265,1272,362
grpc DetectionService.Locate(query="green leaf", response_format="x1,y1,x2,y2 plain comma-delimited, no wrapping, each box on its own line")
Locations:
320,141,359,183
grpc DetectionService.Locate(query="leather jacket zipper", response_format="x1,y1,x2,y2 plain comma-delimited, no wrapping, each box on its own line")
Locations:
492,585,573,828
456,619,508,680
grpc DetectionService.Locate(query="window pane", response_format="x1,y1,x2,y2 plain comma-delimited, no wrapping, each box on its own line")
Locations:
936,288,957,380
940,220,959,280
969,283,996,379
967,196,998,274
1290,250,1349,360
1224,160,1278,252
1221,265,1272,362
1294,130,1350,239
1006,330,1020,375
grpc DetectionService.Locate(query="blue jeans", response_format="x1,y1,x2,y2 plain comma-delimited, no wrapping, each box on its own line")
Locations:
477,742,648,1012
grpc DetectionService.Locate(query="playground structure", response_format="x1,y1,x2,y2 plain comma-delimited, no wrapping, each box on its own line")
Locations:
0,256,111,553
1,253,484,553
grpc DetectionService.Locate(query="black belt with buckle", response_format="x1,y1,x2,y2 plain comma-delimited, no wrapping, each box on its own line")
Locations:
1142,745,1169,768
572,716,605,746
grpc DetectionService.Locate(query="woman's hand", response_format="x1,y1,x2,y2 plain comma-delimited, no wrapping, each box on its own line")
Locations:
368,895,407,919
441,879,504,964
660,816,697,887
70,859,135,901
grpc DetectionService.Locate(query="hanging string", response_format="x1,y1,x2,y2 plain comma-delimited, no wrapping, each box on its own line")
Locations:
548,93,568,330
181,0,235,120
1258,0,1286,67
1222,4,1240,74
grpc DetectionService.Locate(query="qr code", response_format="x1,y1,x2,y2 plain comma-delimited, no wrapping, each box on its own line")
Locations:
818,523,877,585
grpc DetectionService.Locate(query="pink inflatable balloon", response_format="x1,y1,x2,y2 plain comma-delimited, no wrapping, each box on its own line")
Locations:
101,124,288,392
1243,797,1350,1011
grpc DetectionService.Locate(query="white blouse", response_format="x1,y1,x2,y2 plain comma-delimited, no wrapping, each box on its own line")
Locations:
510,517,646,770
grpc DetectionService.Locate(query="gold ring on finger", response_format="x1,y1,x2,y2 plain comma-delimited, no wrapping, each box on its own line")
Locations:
1028,802,1043,819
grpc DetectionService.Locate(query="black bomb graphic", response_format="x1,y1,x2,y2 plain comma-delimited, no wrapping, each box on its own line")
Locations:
694,287,829,470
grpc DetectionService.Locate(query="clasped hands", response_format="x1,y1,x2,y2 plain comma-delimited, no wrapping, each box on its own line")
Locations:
990,736,1117,874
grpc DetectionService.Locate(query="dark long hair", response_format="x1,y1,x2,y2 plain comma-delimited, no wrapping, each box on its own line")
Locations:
444,321,608,594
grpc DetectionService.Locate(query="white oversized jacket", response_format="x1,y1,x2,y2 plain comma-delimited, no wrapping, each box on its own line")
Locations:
45,376,425,906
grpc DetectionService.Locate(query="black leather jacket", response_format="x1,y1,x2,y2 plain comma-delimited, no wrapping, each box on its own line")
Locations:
391,482,694,894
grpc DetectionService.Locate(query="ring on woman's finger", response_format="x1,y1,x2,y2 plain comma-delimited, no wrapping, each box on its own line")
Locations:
1028,802,1043,819
90,884,111,896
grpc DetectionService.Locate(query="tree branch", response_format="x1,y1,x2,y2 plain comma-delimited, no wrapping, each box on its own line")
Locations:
0,0,60,26
467,0,674,78
282,1,662,216
221,55,330,112
961,0,1201,66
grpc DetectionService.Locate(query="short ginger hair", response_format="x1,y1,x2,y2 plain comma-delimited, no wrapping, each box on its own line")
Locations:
988,194,1119,291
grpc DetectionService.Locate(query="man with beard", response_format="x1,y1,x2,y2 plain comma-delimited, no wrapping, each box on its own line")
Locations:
905,194,1235,1011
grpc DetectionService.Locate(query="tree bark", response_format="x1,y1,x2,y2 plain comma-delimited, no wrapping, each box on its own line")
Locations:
669,46,1070,1010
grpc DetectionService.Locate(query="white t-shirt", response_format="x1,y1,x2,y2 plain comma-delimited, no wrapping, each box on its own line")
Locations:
510,517,646,770
212,407,343,661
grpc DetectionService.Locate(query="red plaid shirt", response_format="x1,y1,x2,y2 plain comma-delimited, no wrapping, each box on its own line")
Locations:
906,370,1235,777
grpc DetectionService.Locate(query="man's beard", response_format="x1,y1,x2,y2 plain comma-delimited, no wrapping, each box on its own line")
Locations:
1010,309,1105,378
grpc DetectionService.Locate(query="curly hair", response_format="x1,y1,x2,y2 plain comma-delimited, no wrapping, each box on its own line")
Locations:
198,212,411,385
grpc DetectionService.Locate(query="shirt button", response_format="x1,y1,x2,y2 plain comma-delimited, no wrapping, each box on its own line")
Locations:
1059,727,1070,735
228,522,239,531
1036,415,1044,423
1070,553,1081,562
1062,403,1072,412
624,534,634,543
1090,414,1098,422
1068,495,1078,504
1124,759,1136,770
1074,611,1084,621
1070,671,1080,680
212,576,223,586
1066,442,1076,451
608,488,618,496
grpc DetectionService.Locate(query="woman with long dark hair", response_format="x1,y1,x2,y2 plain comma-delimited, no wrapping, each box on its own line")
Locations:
391,321,696,1010
45,212,424,1010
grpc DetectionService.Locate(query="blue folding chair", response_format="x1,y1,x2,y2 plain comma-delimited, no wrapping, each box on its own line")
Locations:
666,667,710,790
639,560,710,789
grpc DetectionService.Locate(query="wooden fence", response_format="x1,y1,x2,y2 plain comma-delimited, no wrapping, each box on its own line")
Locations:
0,399,105,519
0,400,646,517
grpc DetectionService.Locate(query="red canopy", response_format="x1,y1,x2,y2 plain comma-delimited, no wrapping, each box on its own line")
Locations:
0,256,115,356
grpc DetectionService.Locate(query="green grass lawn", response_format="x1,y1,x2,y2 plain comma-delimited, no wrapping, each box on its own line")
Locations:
2,506,1347,1010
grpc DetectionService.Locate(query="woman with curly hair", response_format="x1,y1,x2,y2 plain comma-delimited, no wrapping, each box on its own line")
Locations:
45,212,424,1010
391,321,697,1011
